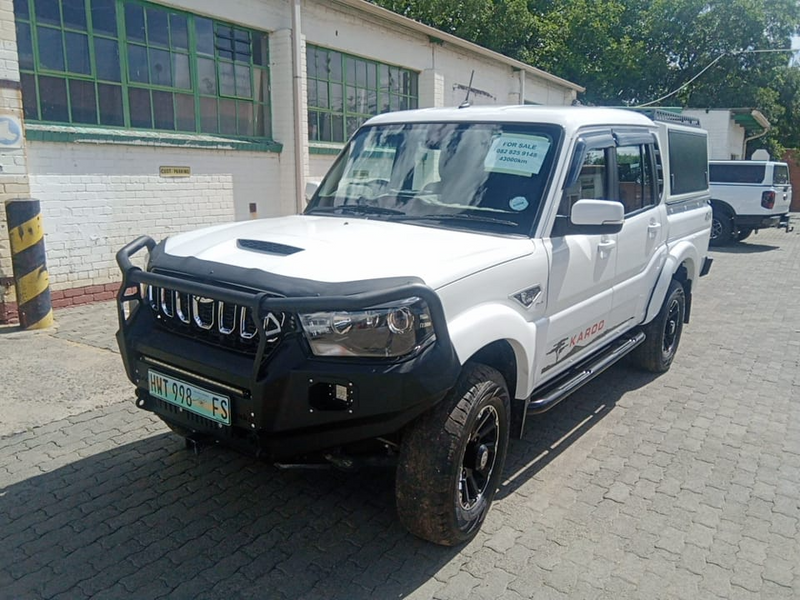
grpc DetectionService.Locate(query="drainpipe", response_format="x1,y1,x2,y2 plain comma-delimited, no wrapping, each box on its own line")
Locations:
518,70,525,105
291,0,305,214
742,109,771,159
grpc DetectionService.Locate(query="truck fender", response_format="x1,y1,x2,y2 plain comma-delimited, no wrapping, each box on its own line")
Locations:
710,198,735,217
643,242,700,325
446,304,536,398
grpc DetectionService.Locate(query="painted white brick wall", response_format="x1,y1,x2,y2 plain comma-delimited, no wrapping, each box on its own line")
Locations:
684,110,747,160
25,142,283,290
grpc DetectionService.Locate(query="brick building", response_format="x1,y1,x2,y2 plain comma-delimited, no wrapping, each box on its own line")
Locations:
0,0,582,323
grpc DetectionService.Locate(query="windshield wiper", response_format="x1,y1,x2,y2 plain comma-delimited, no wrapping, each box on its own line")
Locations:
306,205,406,217
390,213,519,227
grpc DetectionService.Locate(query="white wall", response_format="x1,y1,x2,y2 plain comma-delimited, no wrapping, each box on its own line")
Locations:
26,142,278,290
684,109,747,160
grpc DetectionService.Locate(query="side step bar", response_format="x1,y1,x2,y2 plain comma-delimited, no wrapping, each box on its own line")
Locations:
515,331,646,438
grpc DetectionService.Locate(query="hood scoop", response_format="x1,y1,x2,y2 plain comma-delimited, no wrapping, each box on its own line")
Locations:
237,239,304,256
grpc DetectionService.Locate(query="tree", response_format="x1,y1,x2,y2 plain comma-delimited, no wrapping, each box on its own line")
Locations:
370,0,800,149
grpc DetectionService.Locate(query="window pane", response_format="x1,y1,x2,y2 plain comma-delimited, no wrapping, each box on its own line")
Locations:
331,114,343,142
307,110,318,140
253,34,267,66
317,80,328,109
356,61,366,87
306,48,316,78
69,79,96,124
234,39,250,63
367,90,377,114
175,93,195,131
330,52,342,82
127,44,148,83
98,83,123,126
330,83,342,111
65,32,90,74
146,7,169,47
38,75,68,121
21,73,38,120
254,69,268,104
318,112,330,141
16,22,34,71
234,28,248,42
195,18,214,55
152,90,174,130
219,98,236,134
200,96,217,133
346,117,360,138
345,57,356,85
256,102,269,138
409,73,418,97
90,0,117,36
125,4,145,42
307,78,317,107
62,0,86,30
149,48,171,86
37,26,65,71
14,0,30,20
94,38,120,81
128,87,152,128
219,62,235,96
346,86,357,113
367,63,376,88
237,101,253,136
170,14,188,50
235,64,251,98
197,57,216,94
34,0,61,26
173,53,190,89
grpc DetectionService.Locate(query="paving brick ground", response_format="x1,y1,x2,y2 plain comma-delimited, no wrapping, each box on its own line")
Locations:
1,226,800,599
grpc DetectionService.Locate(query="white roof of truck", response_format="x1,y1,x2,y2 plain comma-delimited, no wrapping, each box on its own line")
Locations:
366,106,657,133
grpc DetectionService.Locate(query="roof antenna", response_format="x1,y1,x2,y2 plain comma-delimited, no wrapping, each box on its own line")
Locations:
459,70,475,108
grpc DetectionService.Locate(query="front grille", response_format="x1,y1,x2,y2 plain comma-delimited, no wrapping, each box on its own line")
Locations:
146,284,290,353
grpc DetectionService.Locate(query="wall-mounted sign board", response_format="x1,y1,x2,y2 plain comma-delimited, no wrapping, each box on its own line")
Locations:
159,166,191,177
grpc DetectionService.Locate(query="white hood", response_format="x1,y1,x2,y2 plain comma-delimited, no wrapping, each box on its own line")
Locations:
162,215,534,289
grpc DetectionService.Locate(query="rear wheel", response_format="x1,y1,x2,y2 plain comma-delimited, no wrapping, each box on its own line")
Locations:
631,279,686,373
710,210,734,246
736,227,753,241
396,363,510,546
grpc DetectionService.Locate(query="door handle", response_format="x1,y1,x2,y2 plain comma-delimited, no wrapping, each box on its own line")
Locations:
648,222,662,237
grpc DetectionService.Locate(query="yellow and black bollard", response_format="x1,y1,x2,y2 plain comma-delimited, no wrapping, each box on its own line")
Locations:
5,199,53,329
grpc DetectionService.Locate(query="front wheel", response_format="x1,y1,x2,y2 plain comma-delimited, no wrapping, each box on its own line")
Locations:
630,279,686,373
396,363,510,546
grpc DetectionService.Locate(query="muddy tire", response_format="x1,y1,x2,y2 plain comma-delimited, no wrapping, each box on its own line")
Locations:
396,363,510,546
631,279,685,373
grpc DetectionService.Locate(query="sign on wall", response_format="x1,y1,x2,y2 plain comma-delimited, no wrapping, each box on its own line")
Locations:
159,166,191,177
0,114,23,150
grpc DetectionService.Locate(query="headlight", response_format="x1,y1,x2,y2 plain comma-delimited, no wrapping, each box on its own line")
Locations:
299,297,435,358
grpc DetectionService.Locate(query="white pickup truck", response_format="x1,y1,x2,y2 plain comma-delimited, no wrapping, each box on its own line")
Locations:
708,160,793,244
116,106,712,545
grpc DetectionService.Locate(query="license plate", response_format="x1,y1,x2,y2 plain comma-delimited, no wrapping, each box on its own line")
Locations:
148,369,231,426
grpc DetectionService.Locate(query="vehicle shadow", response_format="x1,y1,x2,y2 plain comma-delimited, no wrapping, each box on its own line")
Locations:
711,241,780,254
0,363,660,599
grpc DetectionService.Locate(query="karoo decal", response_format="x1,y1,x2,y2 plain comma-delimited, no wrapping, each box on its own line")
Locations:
543,319,607,373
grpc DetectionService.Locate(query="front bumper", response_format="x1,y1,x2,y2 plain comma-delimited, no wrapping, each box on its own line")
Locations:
116,237,461,459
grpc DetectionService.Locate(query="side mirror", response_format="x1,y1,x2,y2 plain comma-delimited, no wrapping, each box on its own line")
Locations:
305,179,321,202
569,199,624,234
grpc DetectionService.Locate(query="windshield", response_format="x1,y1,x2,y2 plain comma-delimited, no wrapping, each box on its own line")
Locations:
306,122,562,235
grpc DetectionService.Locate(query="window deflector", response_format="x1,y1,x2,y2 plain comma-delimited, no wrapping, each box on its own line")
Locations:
564,132,615,189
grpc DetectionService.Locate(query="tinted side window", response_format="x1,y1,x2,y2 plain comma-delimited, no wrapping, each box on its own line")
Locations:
709,164,766,184
773,165,790,185
668,131,708,194
616,144,656,214
559,148,608,216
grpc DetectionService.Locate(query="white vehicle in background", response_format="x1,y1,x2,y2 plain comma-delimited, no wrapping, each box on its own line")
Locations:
708,160,793,245
116,106,712,546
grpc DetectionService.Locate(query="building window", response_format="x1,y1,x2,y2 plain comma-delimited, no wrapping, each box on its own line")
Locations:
14,0,271,137
306,45,418,143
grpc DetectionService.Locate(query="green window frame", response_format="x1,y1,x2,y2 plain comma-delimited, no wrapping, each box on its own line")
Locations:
13,0,272,138
306,45,418,143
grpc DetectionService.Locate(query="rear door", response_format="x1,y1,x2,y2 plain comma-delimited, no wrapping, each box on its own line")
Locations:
609,133,667,326
772,163,792,214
